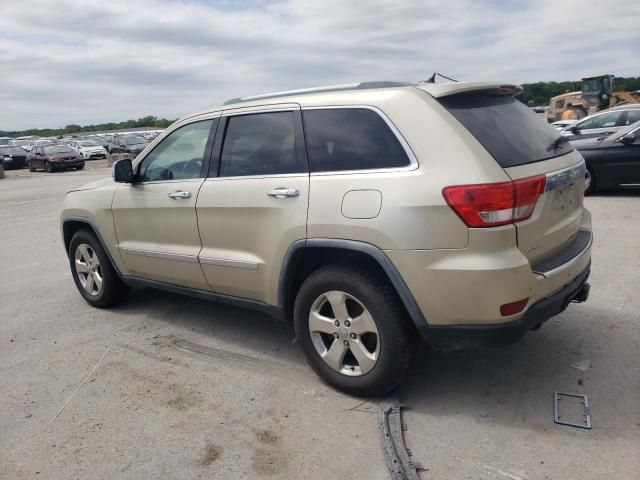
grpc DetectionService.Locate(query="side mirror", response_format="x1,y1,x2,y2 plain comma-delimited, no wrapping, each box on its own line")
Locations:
621,133,637,145
113,159,134,183
570,126,578,134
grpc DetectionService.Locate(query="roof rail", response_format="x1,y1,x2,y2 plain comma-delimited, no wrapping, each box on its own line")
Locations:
223,81,413,106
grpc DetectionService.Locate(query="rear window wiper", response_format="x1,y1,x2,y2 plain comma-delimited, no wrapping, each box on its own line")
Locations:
548,136,569,152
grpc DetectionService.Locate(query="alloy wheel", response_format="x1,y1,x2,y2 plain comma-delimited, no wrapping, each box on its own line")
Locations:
74,243,103,296
308,290,380,376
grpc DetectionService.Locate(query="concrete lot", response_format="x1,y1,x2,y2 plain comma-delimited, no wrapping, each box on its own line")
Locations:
1,162,639,479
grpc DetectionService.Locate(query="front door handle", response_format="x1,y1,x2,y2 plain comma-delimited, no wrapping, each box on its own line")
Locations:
267,187,300,198
168,191,192,199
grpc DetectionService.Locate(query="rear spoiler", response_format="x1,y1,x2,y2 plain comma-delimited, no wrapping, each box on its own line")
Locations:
417,81,522,98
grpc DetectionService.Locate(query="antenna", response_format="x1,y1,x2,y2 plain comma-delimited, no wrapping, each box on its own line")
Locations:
419,72,458,83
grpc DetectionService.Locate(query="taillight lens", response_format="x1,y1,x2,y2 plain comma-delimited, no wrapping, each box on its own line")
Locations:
443,175,546,228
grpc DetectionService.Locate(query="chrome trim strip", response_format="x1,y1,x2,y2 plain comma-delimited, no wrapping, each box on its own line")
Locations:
199,256,260,270
532,231,592,278
303,105,419,174
124,178,204,186
221,106,299,117
120,247,199,263
545,161,586,193
205,172,307,181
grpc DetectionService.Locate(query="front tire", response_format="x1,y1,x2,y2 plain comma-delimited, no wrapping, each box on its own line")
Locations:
294,264,415,397
69,229,130,308
76,163,85,170
45,161,53,173
28,161,35,172
585,167,596,195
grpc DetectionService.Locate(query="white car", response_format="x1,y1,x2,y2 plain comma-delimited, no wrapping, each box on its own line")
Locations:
68,140,107,160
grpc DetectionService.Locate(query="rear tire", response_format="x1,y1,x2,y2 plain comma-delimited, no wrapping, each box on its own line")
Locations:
69,229,130,308
28,161,35,172
294,264,415,397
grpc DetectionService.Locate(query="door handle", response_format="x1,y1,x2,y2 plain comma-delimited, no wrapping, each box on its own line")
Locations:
168,191,192,199
267,187,300,198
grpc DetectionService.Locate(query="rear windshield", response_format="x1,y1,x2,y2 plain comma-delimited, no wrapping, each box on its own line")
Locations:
439,94,573,168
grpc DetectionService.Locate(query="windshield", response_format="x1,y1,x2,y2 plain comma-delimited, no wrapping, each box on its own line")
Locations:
11,140,30,147
122,136,147,145
439,94,574,168
79,140,101,146
36,140,56,146
1,146,27,155
43,145,75,154
582,79,602,94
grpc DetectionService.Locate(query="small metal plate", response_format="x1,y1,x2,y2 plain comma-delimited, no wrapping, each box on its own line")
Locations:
554,392,592,429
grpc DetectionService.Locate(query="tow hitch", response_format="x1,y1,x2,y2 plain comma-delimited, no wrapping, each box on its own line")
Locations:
571,282,590,303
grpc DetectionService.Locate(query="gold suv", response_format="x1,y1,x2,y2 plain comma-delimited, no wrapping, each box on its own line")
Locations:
61,81,592,396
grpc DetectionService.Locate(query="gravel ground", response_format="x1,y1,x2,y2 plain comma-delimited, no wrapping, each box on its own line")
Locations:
1,163,638,479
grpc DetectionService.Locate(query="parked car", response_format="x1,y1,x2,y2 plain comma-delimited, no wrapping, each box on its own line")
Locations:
29,144,84,172
0,146,28,169
9,139,31,149
68,140,108,160
0,137,11,146
571,120,640,195
561,104,640,141
61,81,592,396
107,135,148,157
25,139,57,152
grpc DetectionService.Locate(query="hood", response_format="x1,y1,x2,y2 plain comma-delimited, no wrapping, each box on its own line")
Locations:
67,177,111,193
80,146,106,152
48,152,80,158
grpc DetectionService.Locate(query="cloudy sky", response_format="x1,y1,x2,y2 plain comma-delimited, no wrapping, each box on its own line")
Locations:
1,0,638,130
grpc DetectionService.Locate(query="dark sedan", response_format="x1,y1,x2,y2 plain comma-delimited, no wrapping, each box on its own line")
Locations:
108,135,148,157
572,121,640,194
28,145,84,173
0,146,28,169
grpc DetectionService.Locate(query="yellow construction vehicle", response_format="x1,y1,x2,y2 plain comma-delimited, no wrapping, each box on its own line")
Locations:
546,75,639,122
581,74,639,110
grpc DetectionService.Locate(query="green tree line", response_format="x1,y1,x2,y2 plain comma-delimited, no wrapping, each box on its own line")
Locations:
520,77,640,106
0,115,177,138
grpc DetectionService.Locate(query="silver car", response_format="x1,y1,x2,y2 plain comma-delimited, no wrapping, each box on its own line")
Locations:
562,104,640,141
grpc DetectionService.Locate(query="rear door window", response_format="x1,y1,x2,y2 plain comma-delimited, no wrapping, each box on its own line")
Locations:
576,111,622,130
624,110,640,125
302,108,410,172
219,111,305,177
439,94,573,168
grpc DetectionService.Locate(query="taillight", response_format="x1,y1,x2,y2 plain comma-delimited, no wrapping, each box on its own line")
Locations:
443,175,546,228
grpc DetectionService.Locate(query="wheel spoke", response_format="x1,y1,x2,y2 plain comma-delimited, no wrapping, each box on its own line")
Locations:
326,291,349,322
78,244,90,263
322,339,347,371
349,339,377,374
85,274,95,293
75,259,89,273
350,310,377,335
309,310,337,334
93,272,103,291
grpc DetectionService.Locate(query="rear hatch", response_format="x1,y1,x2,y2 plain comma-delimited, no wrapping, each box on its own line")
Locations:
432,85,587,267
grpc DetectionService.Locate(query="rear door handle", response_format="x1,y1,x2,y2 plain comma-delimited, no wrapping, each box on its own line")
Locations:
168,191,192,199
267,187,300,198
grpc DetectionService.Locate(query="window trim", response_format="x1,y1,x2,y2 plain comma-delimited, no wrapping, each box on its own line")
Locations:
131,116,220,184
301,105,419,176
208,107,309,179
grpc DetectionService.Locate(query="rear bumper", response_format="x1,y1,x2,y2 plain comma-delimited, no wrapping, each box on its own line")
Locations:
426,262,590,351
